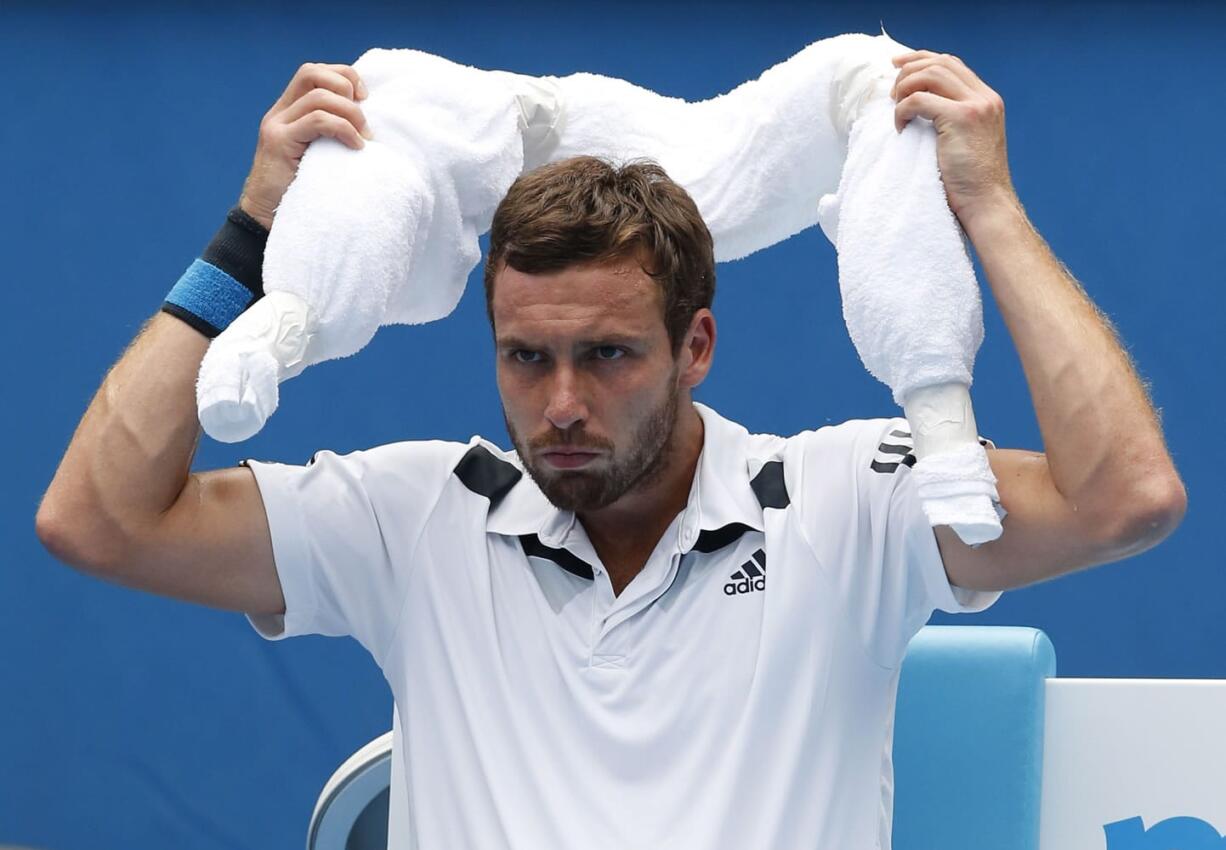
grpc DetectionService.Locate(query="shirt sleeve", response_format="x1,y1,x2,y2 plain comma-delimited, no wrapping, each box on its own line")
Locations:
788,417,1002,670
238,439,465,664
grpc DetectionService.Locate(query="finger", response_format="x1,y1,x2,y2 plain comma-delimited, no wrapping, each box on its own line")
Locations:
891,49,940,66
273,63,362,113
277,88,372,139
893,55,961,92
893,64,976,105
897,52,980,95
331,64,369,100
285,110,367,150
894,90,958,133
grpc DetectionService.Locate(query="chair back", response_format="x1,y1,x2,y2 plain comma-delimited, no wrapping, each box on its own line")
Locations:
892,625,1057,850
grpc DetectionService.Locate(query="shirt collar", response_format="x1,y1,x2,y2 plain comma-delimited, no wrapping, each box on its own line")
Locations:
483,402,768,552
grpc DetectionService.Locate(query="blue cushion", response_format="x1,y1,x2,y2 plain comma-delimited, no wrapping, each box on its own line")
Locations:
892,626,1057,850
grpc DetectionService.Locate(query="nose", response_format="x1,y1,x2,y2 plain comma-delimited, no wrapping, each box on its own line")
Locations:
543,365,588,432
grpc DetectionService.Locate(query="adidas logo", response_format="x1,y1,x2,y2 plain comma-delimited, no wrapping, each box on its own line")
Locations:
724,548,767,596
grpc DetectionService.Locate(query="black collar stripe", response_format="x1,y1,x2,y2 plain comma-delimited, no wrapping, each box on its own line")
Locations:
519,534,594,580
692,522,755,553
458,448,792,575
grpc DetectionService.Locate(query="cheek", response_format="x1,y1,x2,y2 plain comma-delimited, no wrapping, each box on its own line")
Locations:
497,366,529,403
495,366,524,414
600,363,672,417
497,366,552,428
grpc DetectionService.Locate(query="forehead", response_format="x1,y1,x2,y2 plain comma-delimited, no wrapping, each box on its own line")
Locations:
491,257,665,341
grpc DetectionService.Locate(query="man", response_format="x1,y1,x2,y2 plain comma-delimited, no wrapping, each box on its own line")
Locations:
37,52,1185,848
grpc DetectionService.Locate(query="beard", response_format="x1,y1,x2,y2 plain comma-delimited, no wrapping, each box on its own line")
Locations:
503,371,681,513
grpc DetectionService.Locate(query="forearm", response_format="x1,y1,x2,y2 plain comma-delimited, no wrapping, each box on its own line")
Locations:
963,193,1185,530
38,312,208,567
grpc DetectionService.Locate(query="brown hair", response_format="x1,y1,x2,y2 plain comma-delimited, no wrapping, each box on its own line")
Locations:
483,155,716,354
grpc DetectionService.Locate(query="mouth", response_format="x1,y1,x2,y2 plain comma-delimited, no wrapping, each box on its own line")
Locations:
539,449,603,470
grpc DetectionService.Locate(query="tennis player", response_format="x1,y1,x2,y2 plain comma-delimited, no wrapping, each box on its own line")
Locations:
37,52,1185,848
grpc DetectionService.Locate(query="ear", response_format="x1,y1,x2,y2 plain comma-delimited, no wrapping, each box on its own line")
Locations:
678,308,716,390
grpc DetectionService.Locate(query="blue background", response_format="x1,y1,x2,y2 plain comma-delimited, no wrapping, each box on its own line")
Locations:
3,2,1222,847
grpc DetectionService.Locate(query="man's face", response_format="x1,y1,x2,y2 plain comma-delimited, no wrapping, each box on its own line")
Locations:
492,256,689,513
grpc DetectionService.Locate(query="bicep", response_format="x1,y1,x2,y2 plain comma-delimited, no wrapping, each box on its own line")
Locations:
934,448,1123,593
111,466,286,617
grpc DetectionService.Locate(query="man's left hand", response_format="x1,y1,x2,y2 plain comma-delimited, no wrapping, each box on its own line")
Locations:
890,50,1018,229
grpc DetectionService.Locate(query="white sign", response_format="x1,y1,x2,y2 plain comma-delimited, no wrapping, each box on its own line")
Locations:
1039,679,1226,850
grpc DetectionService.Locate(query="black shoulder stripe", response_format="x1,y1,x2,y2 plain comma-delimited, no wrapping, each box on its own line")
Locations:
873,424,916,473
871,454,917,474
454,445,522,509
876,442,912,456
870,431,993,474
750,460,790,509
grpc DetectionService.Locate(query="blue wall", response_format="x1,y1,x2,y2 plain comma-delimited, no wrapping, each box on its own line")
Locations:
4,2,1222,847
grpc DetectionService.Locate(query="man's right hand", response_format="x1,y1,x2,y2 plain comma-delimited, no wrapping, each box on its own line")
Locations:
238,62,373,230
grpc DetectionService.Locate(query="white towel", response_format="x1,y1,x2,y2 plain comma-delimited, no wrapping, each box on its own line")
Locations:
812,45,1004,545
196,29,1002,545
196,48,529,439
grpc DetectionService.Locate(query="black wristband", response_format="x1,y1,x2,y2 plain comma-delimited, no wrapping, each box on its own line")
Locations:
201,205,270,299
159,205,271,339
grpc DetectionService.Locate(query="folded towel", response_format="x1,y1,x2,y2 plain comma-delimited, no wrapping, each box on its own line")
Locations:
903,382,1006,546
813,37,1003,544
198,48,530,441
196,30,1002,545
539,36,854,262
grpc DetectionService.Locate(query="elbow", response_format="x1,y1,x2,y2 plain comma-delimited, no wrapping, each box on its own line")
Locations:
1100,473,1188,557
35,497,73,564
35,498,128,577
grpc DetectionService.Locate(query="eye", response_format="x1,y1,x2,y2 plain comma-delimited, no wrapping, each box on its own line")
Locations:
511,349,544,364
592,346,626,361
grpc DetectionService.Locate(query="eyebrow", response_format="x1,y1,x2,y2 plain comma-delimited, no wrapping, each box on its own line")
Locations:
495,334,644,351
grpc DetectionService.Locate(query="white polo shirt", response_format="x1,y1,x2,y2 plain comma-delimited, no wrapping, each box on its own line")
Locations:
241,401,1002,849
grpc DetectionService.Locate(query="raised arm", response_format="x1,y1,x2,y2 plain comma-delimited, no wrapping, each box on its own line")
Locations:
889,50,1186,591
34,62,372,615
35,312,285,613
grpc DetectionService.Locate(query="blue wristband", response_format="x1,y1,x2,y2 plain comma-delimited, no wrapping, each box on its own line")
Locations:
161,206,269,338
162,259,258,338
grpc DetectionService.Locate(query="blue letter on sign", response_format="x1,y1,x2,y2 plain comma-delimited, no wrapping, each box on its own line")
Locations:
1104,816,1226,849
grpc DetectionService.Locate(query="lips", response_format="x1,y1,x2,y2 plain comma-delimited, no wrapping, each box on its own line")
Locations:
540,449,602,469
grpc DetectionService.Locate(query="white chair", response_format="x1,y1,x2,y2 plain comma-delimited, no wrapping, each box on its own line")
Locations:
307,731,393,850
